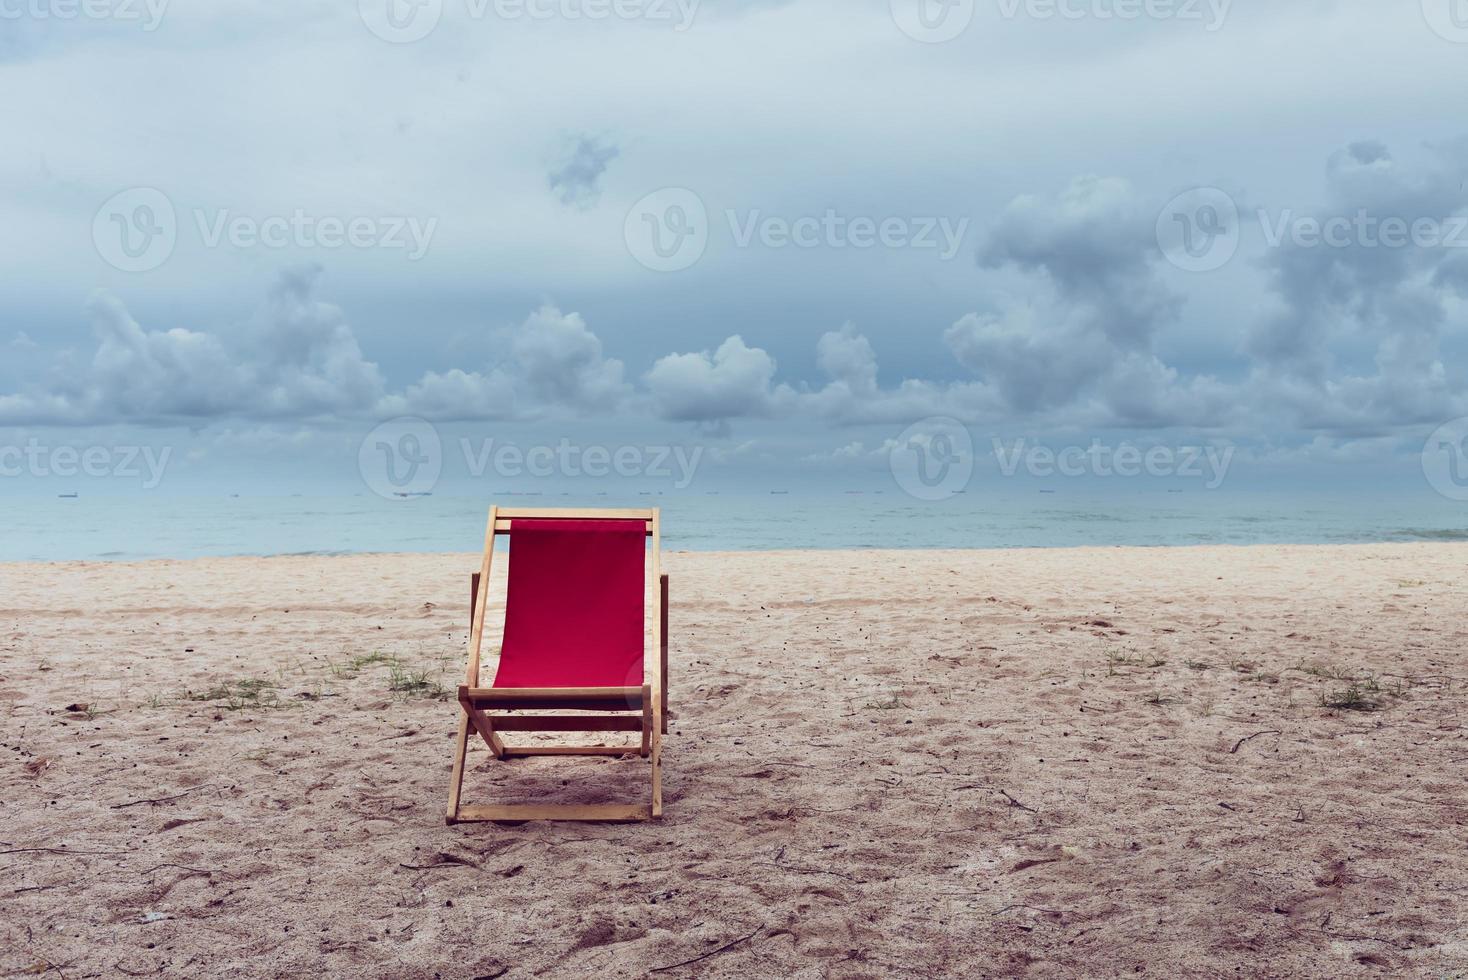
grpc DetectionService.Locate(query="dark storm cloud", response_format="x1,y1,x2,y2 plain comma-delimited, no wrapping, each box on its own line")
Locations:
547,135,620,209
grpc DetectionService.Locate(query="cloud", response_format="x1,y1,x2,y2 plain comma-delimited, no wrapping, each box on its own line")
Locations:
944,303,1104,415
0,268,386,425
1,293,249,425
0,390,76,425
645,335,792,428
956,176,1227,428
978,175,1178,350
802,438,899,470
1245,139,1468,431
815,323,878,396
951,144,1468,435
801,323,985,426
239,267,387,418
510,305,629,413
547,135,619,209
0,284,625,426
84,292,251,419
639,324,975,431
387,368,516,422
10,134,1467,446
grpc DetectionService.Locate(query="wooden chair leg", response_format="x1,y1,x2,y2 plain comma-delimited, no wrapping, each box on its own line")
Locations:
651,698,663,818
446,714,472,824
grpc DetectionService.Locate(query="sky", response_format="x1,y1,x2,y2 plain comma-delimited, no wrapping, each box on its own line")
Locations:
2,0,1468,499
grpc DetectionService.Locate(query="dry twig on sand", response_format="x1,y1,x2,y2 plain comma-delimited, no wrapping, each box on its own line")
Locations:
110,786,214,809
0,847,134,858
992,904,1069,917
1229,730,1282,754
650,925,764,973
759,861,863,883
1000,789,1038,813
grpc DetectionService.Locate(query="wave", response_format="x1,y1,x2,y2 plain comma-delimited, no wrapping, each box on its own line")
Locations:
1387,528,1468,541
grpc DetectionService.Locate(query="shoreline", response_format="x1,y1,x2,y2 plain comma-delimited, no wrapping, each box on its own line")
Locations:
3,536,1467,568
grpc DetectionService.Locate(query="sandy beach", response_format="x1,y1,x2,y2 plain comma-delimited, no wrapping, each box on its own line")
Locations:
2,544,1466,978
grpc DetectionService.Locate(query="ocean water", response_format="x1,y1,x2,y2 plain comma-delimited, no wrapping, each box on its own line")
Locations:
2,490,1466,562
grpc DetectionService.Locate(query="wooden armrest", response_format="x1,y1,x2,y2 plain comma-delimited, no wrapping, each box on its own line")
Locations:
460,685,646,712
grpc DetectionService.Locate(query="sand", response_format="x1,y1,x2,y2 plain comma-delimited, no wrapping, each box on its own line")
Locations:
2,543,1467,978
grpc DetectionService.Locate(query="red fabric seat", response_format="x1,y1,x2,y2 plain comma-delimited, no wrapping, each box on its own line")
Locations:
491,519,646,689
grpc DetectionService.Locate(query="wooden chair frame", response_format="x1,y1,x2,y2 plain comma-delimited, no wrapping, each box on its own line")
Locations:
446,506,669,823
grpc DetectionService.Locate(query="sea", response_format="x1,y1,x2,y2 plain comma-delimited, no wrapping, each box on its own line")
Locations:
2,489,1467,562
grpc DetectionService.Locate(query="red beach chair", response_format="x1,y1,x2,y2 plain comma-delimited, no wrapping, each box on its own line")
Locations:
446,507,669,823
